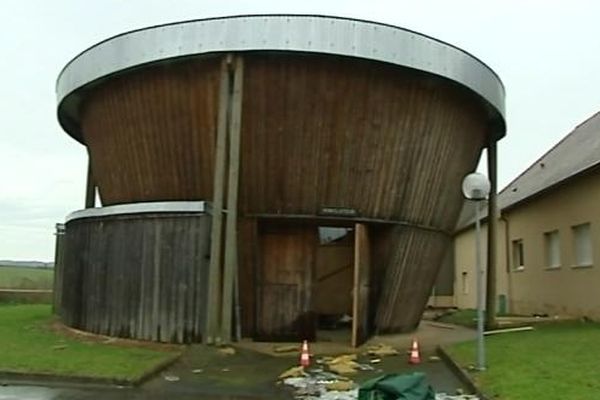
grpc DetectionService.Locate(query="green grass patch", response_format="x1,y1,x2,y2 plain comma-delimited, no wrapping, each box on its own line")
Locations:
446,321,600,399
0,304,179,382
437,309,479,328
437,309,518,328
0,266,53,290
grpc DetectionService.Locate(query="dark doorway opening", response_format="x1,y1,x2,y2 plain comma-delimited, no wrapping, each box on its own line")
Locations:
314,226,355,343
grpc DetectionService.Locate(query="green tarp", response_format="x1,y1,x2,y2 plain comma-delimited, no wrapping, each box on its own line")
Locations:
358,372,435,400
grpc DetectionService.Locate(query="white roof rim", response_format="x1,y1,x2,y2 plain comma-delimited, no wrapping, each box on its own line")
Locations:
56,14,506,137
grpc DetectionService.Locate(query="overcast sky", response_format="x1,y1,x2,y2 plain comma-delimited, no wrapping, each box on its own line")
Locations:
1,0,600,261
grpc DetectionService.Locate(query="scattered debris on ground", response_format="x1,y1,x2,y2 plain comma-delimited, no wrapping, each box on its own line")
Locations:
323,354,360,375
325,380,354,391
281,369,357,400
278,355,481,400
217,346,236,355
365,343,400,357
191,368,203,374
428,356,441,362
279,366,306,379
163,375,180,382
435,394,480,399
483,326,533,336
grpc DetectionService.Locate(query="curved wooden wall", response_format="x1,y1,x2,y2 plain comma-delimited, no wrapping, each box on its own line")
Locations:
58,214,211,343
240,55,486,228
78,52,491,335
81,54,486,228
81,57,221,205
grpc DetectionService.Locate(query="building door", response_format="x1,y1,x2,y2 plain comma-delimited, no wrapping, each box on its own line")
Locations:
255,224,316,341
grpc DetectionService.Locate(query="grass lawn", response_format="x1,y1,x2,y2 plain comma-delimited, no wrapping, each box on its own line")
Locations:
0,304,180,382
0,266,53,289
447,321,600,400
436,309,518,329
437,309,479,328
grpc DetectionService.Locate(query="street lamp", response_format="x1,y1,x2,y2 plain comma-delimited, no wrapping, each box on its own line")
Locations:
462,172,491,371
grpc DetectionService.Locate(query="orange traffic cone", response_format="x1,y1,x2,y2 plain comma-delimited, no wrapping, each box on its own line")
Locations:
300,340,310,368
409,338,421,364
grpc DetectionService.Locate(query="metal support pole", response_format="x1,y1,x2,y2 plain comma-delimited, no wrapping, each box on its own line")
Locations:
475,200,486,371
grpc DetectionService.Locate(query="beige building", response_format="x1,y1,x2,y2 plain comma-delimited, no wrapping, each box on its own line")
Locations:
449,110,600,319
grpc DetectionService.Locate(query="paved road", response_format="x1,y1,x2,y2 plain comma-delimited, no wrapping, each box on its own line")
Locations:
0,357,466,400
0,385,269,400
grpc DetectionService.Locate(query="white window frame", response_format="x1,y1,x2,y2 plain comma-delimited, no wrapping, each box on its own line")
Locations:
572,223,593,267
512,239,524,270
544,230,561,269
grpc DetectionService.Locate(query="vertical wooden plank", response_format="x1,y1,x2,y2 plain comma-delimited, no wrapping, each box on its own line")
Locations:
151,223,161,341
238,218,257,337
221,55,244,343
205,55,232,344
352,223,371,347
85,153,96,208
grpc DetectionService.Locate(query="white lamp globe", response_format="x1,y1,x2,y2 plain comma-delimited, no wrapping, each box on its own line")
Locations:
462,172,491,200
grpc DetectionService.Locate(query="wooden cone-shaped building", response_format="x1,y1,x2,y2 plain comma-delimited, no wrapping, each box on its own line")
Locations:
54,15,506,344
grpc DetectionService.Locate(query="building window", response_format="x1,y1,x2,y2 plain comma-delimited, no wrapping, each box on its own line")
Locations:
512,239,524,270
544,230,561,268
572,223,592,266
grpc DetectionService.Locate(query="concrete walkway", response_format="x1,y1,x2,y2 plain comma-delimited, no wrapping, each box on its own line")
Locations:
236,320,476,356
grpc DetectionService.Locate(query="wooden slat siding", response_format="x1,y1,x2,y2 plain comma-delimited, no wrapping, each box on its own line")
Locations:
374,226,450,333
238,218,258,337
81,53,486,226
81,57,221,205
151,223,161,341
59,214,210,343
255,225,316,341
239,55,486,228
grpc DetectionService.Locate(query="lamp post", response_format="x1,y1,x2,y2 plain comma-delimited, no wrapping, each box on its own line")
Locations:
462,172,491,371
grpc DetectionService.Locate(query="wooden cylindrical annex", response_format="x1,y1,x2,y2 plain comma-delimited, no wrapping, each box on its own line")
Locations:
56,15,506,344
57,202,210,343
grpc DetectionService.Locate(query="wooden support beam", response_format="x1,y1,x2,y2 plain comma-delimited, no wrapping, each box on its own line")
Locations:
220,56,244,343
486,140,498,329
205,55,233,344
85,154,96,208
352,223,371,347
